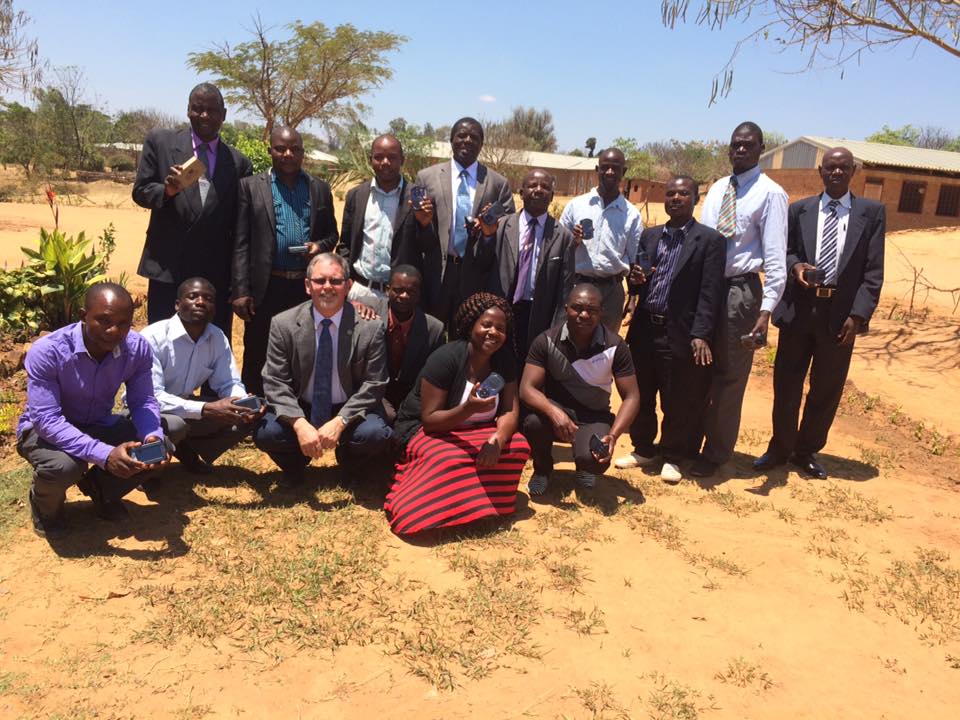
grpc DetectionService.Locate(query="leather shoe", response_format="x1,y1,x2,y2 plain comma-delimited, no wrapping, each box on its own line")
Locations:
174,444,213,475
689,458,718,477
791,453,827,480
28,490,67,538
753,451,787,473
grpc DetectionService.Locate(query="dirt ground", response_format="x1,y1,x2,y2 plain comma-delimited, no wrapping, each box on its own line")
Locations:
1,180,959,719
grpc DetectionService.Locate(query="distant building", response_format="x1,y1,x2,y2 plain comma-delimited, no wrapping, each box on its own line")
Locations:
759,136,960,231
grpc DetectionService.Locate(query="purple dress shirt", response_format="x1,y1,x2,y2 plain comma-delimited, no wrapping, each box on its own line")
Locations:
17,322,163,468
191,128,219,177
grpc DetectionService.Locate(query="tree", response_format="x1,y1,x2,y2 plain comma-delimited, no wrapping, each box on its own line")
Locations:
501,106,557,152
642,139,730,183
567,148,585,157
611,137,656,182
0,100,38,174
112,108,180,143
333,120,435,185
866,124,921,146
662,1,960,103
188,17,405,140
917,125,960,150
585,137,597,157
35,67,111,171
0,0,42,93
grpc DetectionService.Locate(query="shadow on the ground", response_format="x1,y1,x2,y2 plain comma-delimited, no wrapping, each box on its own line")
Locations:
395,492,537,548
528,470,646,516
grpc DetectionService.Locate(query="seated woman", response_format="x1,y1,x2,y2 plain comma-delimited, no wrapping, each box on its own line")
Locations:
385,293,531,536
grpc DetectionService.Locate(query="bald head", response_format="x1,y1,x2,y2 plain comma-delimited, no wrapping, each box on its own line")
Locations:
85,282,133,312
270,125,301,145
819,146,857,198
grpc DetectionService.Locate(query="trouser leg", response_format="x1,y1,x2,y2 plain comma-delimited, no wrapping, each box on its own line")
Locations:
627,319,668,457
661,355,711,462
768,317,816,458
572,421,613,474
17,429,87,518
521,411,559,476
340,414,394,462
596,279,625,334
147,280,177,324
253,411,308,474
180,416,252,463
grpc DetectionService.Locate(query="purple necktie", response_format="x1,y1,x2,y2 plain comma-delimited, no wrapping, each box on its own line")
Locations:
513,217,538,303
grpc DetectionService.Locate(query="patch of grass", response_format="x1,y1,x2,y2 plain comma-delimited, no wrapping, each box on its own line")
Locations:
0,670,40,699
572,681,630,719
554,605,607,636
547,558,591,594
736,428,767,450
0,466,31,541
700,489,765,517
791,482,894,524
774,505,797,524
946,654,960,669
644,672,717,720
534,508,606,543
856,443,899,470
693,553,749,578
715,657,774,690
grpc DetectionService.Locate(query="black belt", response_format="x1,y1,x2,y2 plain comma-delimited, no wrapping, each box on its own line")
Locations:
574,273,622,286
726,272,760,284
270,269,306,280
447,254,463,266
814,286,837,298
646,312,667,326
351,272,388,293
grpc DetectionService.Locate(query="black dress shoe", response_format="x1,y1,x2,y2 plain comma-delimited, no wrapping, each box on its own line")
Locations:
277,467,307,489
174,445,213,475
78,469,130,521
689,458,719,477
29,491,67,538
753,452,787,473
95,498,130,522
791,453,828,480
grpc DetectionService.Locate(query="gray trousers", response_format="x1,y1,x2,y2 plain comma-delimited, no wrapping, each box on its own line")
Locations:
701,274,762,464
17,417,142,518
161,413,251,464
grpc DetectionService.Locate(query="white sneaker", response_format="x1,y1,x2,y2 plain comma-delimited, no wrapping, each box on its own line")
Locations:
660,462,682,484
614,452,657,470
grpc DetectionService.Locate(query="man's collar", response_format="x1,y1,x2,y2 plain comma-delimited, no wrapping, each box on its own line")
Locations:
521,208,549,226
169,313,211,344
589,187,625,210
821,190,852,209
191,127,219,150
663,218,695,237
560,321,605,348
452,158,479,181
371,176,402,196
74,322,122,360
732,165,761,185
388,307,414,330
312,305,344,328
271,168,306,184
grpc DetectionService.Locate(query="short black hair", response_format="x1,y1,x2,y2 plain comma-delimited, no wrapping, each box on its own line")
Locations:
597,147,626,165
732,121,764,145
177,277,216,299
85,282,133,310
567,283,602,305
189,82,225,111
389,264,422,284
450,117,483,142
671,175,700,202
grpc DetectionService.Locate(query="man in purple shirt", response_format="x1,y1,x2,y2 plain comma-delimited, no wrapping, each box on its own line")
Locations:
16,283,164,537
133,83,253,337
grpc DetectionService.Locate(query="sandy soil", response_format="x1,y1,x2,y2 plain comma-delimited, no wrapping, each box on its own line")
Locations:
1,180,959,719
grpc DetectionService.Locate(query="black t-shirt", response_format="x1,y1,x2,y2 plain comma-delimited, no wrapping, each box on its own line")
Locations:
394,340,516,445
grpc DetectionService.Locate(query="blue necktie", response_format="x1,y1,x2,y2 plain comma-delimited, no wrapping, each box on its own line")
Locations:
310,318,333,426
452,169,471,256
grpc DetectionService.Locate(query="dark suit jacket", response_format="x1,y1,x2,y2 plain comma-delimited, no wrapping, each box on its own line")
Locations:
232,170,338,305
774,194,885,335
471,211,575,343
414,160,516,311
385,308,445,410
339,178,431,279
133,128,253,290
262,301,387,424
626,221,726,359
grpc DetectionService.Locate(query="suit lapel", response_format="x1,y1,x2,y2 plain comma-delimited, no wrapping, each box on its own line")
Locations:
399,309,428,381
673,222,700,273
473,164,489,214
338,303,356,396
307,175,318,240
535,215,560,276
352,181,373,257
501,212,520,293
259,173,277,241
800,196,819,264
296,303,316,389
838,195,866,276
437,163,452,249
177,131,203,220
394,178,411,228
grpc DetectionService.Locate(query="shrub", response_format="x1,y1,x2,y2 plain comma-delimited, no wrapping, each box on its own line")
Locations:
0,267,43,341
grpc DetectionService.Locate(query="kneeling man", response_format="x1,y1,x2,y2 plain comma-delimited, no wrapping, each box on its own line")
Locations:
254,253,394,485
17,283,164,535
140,277,263,473
520,284,640,495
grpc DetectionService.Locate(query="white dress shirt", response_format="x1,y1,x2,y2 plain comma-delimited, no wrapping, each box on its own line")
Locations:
815,191,852,265
517,209,548,300
301,306,348,406
139,315,246,419
449,158,478,242
558,188,643,276
700,165,788,313
354,178,402,283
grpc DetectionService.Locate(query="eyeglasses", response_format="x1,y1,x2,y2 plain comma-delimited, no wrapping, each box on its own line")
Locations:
307,277,346,287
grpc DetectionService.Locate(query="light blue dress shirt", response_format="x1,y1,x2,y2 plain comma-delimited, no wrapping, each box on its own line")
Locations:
559,188,643,276
699,165,788,313
354,178,402,283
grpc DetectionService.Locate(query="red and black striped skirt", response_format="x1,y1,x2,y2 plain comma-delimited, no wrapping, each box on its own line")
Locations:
384,424,531,536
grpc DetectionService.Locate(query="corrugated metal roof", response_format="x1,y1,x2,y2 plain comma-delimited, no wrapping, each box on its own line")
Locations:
762,136,960,174
306,149,339,164
425,141,596,171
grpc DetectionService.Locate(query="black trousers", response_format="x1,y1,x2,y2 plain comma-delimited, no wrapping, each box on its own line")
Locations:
241,276,307,396
148,279,233,341
768,297,854,458
512,300,533,371
522,405,613,476
628,312,711,462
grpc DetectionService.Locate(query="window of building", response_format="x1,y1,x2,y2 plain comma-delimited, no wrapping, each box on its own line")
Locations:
863,178,884,201
936,184,960,217
897,181,926,213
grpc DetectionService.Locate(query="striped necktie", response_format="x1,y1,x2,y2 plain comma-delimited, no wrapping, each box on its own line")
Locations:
818,199,840,285
715,175,738,237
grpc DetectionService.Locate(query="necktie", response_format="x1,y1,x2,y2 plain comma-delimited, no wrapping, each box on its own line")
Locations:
715,175,738,237
310,318,333,426
452,169,471,256
513,218,538,303
196,142,211,206
819,199,840,285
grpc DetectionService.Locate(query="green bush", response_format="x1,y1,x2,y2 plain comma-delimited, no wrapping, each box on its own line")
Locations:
0,267,43,341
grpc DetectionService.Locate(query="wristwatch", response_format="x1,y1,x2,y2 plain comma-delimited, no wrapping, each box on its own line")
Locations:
339,415,349,427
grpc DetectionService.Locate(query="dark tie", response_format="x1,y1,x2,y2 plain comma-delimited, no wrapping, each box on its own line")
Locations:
196,142,211,178
716,174,738,237
310,318,333,426
513,218,538,303
819,199,840,285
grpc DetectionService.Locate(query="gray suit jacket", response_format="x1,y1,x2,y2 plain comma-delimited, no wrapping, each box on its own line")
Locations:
414,160,516,310
262,301,387,424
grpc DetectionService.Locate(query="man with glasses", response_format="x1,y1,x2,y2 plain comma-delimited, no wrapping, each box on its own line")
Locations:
232,126,339,396
253,253,393,486
519,284,640,495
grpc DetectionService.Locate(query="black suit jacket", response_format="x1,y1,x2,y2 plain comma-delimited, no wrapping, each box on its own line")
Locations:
774,194,885,335
385,308,445,409
339,178,431,279
472,211,575,343
133,128,253,290
231,170,338,306
626,221,726,359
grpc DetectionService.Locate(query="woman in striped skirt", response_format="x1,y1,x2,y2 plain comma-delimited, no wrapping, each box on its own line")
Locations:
385,293,530,536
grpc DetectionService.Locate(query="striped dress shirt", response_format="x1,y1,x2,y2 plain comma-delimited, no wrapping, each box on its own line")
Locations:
643,220,694,315
271,170,311,271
